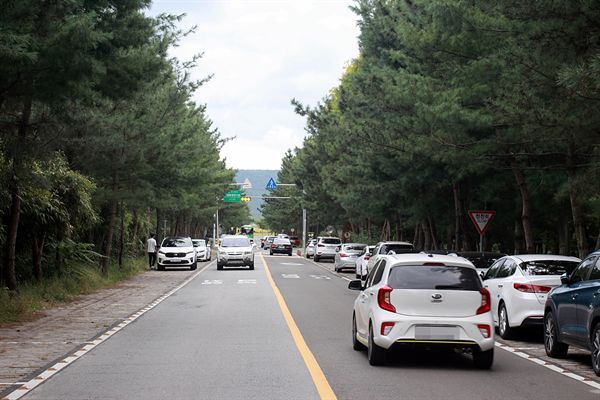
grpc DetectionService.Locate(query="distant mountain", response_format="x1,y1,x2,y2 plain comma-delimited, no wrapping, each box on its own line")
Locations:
235,170,279,220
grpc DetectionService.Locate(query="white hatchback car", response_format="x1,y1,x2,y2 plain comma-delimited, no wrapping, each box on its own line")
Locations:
482,254,581,339
192,239,211,261
349,253,494,368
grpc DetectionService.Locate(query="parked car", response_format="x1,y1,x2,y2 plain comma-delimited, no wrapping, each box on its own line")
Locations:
313,236,342,262
157,236,197,271
355,245,376,279
192,239,211,261
305,239,317,258
482,254,581,339
367,241,415,271
334,243,367,272
217,235,254,270
263,236,275,250
289,236,301,247
454,251,507,276
270,238,293,256
348,253,494,368
544,250,600,375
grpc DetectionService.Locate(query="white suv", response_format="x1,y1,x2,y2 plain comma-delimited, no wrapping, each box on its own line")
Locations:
157,236,197,271
313,236,342,262
348,253,494,368
217,235,254,270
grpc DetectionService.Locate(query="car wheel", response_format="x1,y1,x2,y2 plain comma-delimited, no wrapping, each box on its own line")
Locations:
473,348,494,369
288,252,292,256
314,255,320,262
367,323,386,366
217,263,223,271
191,263,197,271
353,314,365,351
544,311,569,358
270,251,273,256
306,253,309,258
157,264,165,271
498,303,514,339
591,323,600,376
249,262,254,270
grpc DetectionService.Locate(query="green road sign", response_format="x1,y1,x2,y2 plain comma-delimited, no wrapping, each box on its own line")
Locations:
224,190,241,203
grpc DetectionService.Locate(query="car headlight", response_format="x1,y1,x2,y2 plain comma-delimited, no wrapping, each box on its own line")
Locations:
158,250,166,255
244,251,252,255
186,251,195,256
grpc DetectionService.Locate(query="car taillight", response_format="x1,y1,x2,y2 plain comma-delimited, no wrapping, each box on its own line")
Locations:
476,288,491,315
364,255,370,260
339,252,348,257
513,283,551,293
271,244,276,249
477,324,491,338
422,262,446,266
381,322,395,335
377,285,396,313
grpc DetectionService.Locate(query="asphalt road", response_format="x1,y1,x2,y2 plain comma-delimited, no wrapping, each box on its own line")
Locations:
18,251,600,399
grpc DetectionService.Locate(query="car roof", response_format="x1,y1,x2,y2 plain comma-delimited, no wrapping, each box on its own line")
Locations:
222,235,249,240
319,236,341,240
377,241,413,246
510,254,581,263
382,253,476,269
343,243,367,246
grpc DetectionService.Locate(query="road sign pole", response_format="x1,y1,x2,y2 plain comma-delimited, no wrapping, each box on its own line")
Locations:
480,234,483,254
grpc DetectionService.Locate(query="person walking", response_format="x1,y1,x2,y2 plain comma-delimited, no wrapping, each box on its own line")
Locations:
147,233,157,270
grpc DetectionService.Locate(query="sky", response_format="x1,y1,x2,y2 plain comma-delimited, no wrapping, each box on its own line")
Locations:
148,0,359,170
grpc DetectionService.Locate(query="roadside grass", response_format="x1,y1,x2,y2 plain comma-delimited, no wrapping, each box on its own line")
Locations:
0,257,146,325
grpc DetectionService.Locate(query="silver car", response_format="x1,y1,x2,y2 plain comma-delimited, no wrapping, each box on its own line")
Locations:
305,239,317,258
334,243,367,272
217,235,254,270
313,236,342,262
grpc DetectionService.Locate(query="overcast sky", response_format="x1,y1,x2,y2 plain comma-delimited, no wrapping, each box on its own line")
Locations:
149,0,359,170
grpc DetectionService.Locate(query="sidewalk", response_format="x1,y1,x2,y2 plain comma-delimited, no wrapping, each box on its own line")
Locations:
0,269,198,397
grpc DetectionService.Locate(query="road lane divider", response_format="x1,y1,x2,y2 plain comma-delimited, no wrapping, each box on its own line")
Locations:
261,254,337,400
1,262,214,400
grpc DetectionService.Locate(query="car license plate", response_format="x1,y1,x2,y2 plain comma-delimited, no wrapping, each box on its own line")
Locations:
415,326,458,340
171,258,181,262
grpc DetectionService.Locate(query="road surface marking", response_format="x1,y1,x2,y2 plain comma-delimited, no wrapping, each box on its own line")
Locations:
281,262,304,266
237,279,257,284
201,279,223,285
261,254,337,400
309,275,331,280
307,259,353,281
1,262,214,400
495,341,600,391
282,274,300,278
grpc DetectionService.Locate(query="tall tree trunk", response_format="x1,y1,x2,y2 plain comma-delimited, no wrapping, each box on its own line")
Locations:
558,213,569,255
4,184,21,291
453,182,462,251
131,208,139,255
100,173,119,275
511,158,535,253
514,216,524,254
118,202,125,268
595,231,600,251
428,217,438,250
566,144,588,259
32,232,45,281
422,220,431,250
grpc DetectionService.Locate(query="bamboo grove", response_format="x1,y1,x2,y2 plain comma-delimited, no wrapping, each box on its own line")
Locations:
0,1,249,292
262,0,600,257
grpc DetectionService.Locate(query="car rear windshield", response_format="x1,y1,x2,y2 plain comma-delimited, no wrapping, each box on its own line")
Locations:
521,261,579,276
192,240,206,246
274,238,291,244
322,238,341,244
344,244,366,251
221,237,250,247
381,244,414,254
162,238,192,247
388,265,482,291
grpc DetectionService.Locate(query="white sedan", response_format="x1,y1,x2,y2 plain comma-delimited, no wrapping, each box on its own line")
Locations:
349,253,494,368
482,254,581,339
355,245,376,279
192,239,211,261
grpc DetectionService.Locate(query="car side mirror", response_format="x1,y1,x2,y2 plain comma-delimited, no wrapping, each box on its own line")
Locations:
480,271,485,279
348,280,363,291
560,273,569,285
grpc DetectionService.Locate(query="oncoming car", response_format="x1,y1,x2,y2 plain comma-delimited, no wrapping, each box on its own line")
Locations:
217,235,255,270
348,253,494,368
157,236,197,271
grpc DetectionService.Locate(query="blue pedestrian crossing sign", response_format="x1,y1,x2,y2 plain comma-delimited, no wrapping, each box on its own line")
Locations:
266,178,277,190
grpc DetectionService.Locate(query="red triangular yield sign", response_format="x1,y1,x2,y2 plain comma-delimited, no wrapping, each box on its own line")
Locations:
468,210,496,235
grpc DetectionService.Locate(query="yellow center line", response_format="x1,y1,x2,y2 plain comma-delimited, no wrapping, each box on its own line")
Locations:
260,254,337,400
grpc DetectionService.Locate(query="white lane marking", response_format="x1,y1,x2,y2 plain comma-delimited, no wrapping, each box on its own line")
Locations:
237,279,257,284
495,341,600,391
280,262,303,266
306,258,353,281
282,274,300,279
309,275,331,280
201,279,223,285
3,262,214,400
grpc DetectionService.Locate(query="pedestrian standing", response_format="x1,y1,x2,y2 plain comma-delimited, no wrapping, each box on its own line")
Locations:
147,233,157,269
